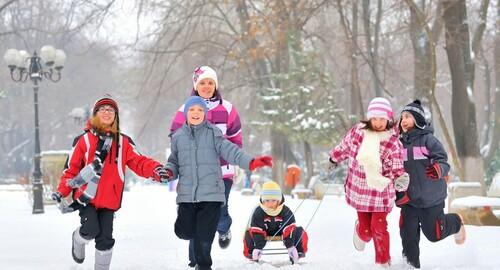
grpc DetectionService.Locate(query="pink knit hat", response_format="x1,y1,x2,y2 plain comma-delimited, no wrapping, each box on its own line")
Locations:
366,97,393,120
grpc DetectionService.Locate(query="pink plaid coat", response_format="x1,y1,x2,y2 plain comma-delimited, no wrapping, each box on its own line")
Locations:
330,123,405,212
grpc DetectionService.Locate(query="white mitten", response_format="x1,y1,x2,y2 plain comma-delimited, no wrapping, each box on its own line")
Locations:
394,174,410,191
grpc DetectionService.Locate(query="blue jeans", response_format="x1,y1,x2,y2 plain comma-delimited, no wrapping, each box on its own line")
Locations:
217,179,233,234
189,179,232,264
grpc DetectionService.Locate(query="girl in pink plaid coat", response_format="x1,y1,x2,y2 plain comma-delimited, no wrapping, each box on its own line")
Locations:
329,97,408,267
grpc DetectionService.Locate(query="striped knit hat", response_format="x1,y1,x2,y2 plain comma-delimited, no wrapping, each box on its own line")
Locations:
93,96,118,115
261,181,282,201
366,97,393,120
402,99,426,129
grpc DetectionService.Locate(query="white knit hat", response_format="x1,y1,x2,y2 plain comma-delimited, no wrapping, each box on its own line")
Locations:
193,66,218,90
366,97,393,120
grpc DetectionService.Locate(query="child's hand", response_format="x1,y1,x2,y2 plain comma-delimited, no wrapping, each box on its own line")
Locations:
394,174,409,191
425,163,441,179
153,166,173,183
249,156,273,171
51,191,62,203
252,249,262,261
328,157,338,171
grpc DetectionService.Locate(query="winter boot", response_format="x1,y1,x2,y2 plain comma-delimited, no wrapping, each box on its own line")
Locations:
194,265,212,270
353,220,366,251
218,229,232,249
377,260,391,268
94,248,113,270
454,214,466,245
72,227,90,264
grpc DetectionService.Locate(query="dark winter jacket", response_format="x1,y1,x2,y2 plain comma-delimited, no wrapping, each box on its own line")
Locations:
58,130,161,210
400,125,450,208
166,120,253,204
249,204,296,249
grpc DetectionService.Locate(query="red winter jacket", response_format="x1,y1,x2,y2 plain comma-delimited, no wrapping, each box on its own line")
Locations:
57,130,161,210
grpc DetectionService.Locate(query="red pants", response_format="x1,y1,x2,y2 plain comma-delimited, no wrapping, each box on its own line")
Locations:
357,211,390,264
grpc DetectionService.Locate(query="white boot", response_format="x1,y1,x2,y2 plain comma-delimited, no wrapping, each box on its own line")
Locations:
72,227,90,264
353,220,366,251
94,248,113,270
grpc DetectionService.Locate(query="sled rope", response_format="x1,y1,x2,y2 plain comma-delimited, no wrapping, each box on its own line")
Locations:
267,168,339,242
293,168,339,248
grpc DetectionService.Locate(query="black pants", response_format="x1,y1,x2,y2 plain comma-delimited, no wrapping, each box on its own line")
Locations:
175,202,222,268
78,204,115,251
399,203,461,268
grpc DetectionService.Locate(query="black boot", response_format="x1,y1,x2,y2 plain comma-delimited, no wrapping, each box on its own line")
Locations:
195,265,212,270
218,229,232,249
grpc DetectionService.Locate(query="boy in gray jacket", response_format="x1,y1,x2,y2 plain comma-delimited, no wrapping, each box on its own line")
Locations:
164,96,272,270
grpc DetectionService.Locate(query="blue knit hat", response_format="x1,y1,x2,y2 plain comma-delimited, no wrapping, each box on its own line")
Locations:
183,96,208,117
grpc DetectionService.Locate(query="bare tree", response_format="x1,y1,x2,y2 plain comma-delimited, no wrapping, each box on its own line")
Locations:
442,0,486,188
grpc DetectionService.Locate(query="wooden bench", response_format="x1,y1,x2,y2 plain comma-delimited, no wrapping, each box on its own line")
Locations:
451,196,500,226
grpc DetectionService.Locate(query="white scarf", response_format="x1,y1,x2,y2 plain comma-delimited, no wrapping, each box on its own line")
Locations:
356,129,391,192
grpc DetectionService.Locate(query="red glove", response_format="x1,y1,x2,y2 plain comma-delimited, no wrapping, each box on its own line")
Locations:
249,156,273,171
425,163,441,179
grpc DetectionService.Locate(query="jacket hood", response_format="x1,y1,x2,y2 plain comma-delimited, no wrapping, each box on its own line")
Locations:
400,123,433,143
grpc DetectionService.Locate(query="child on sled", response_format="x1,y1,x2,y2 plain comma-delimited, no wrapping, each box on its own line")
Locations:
243,181,308,264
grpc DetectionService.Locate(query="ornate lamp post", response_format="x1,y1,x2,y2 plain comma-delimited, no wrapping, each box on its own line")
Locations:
3,46,66,214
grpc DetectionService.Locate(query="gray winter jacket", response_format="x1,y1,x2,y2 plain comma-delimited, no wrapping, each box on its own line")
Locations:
166,120,253,204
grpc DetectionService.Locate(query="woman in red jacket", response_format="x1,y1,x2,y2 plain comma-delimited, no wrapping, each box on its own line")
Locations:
52,96,169,270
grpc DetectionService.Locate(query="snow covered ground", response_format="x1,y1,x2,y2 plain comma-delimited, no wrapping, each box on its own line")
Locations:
1,184,499,270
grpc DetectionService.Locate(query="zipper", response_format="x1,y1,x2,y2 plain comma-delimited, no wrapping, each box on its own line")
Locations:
191,126,200,202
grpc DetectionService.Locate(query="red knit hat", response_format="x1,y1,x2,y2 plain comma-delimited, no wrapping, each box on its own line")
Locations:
93,97,118,115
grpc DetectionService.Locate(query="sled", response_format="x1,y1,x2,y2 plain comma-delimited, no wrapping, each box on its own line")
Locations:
240,188,255,196
245,206,288,256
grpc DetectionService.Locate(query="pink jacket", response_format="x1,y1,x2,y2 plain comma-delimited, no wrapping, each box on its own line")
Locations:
330,123,405,212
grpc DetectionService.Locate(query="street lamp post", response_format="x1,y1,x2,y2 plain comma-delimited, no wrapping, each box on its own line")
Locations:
3,46,66,214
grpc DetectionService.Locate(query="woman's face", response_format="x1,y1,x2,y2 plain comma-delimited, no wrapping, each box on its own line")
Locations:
96,105,116,127
400,112,415,132
262,199,279,209
196,78,216,99
187,104,205,126
370,117,388,131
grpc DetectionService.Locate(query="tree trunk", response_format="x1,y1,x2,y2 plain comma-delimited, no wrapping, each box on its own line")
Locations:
409,0,432,101
484,0,500,165
303,141,314,188
336,0,364,122
351,0,364,120
271,128,286,191
443,0,485,190
362,0,383,97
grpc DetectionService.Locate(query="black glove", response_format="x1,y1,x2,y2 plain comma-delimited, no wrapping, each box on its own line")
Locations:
328,157,338,171
395,191,410,207
51,191,62,203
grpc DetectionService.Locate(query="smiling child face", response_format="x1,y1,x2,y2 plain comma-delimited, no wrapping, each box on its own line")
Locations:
187,104,205,125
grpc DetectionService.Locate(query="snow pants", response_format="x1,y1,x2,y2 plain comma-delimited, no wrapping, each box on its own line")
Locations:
357,211,390,264
78,204,115,251
175,202,222,268
399,203,462,268
243,225,309,259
